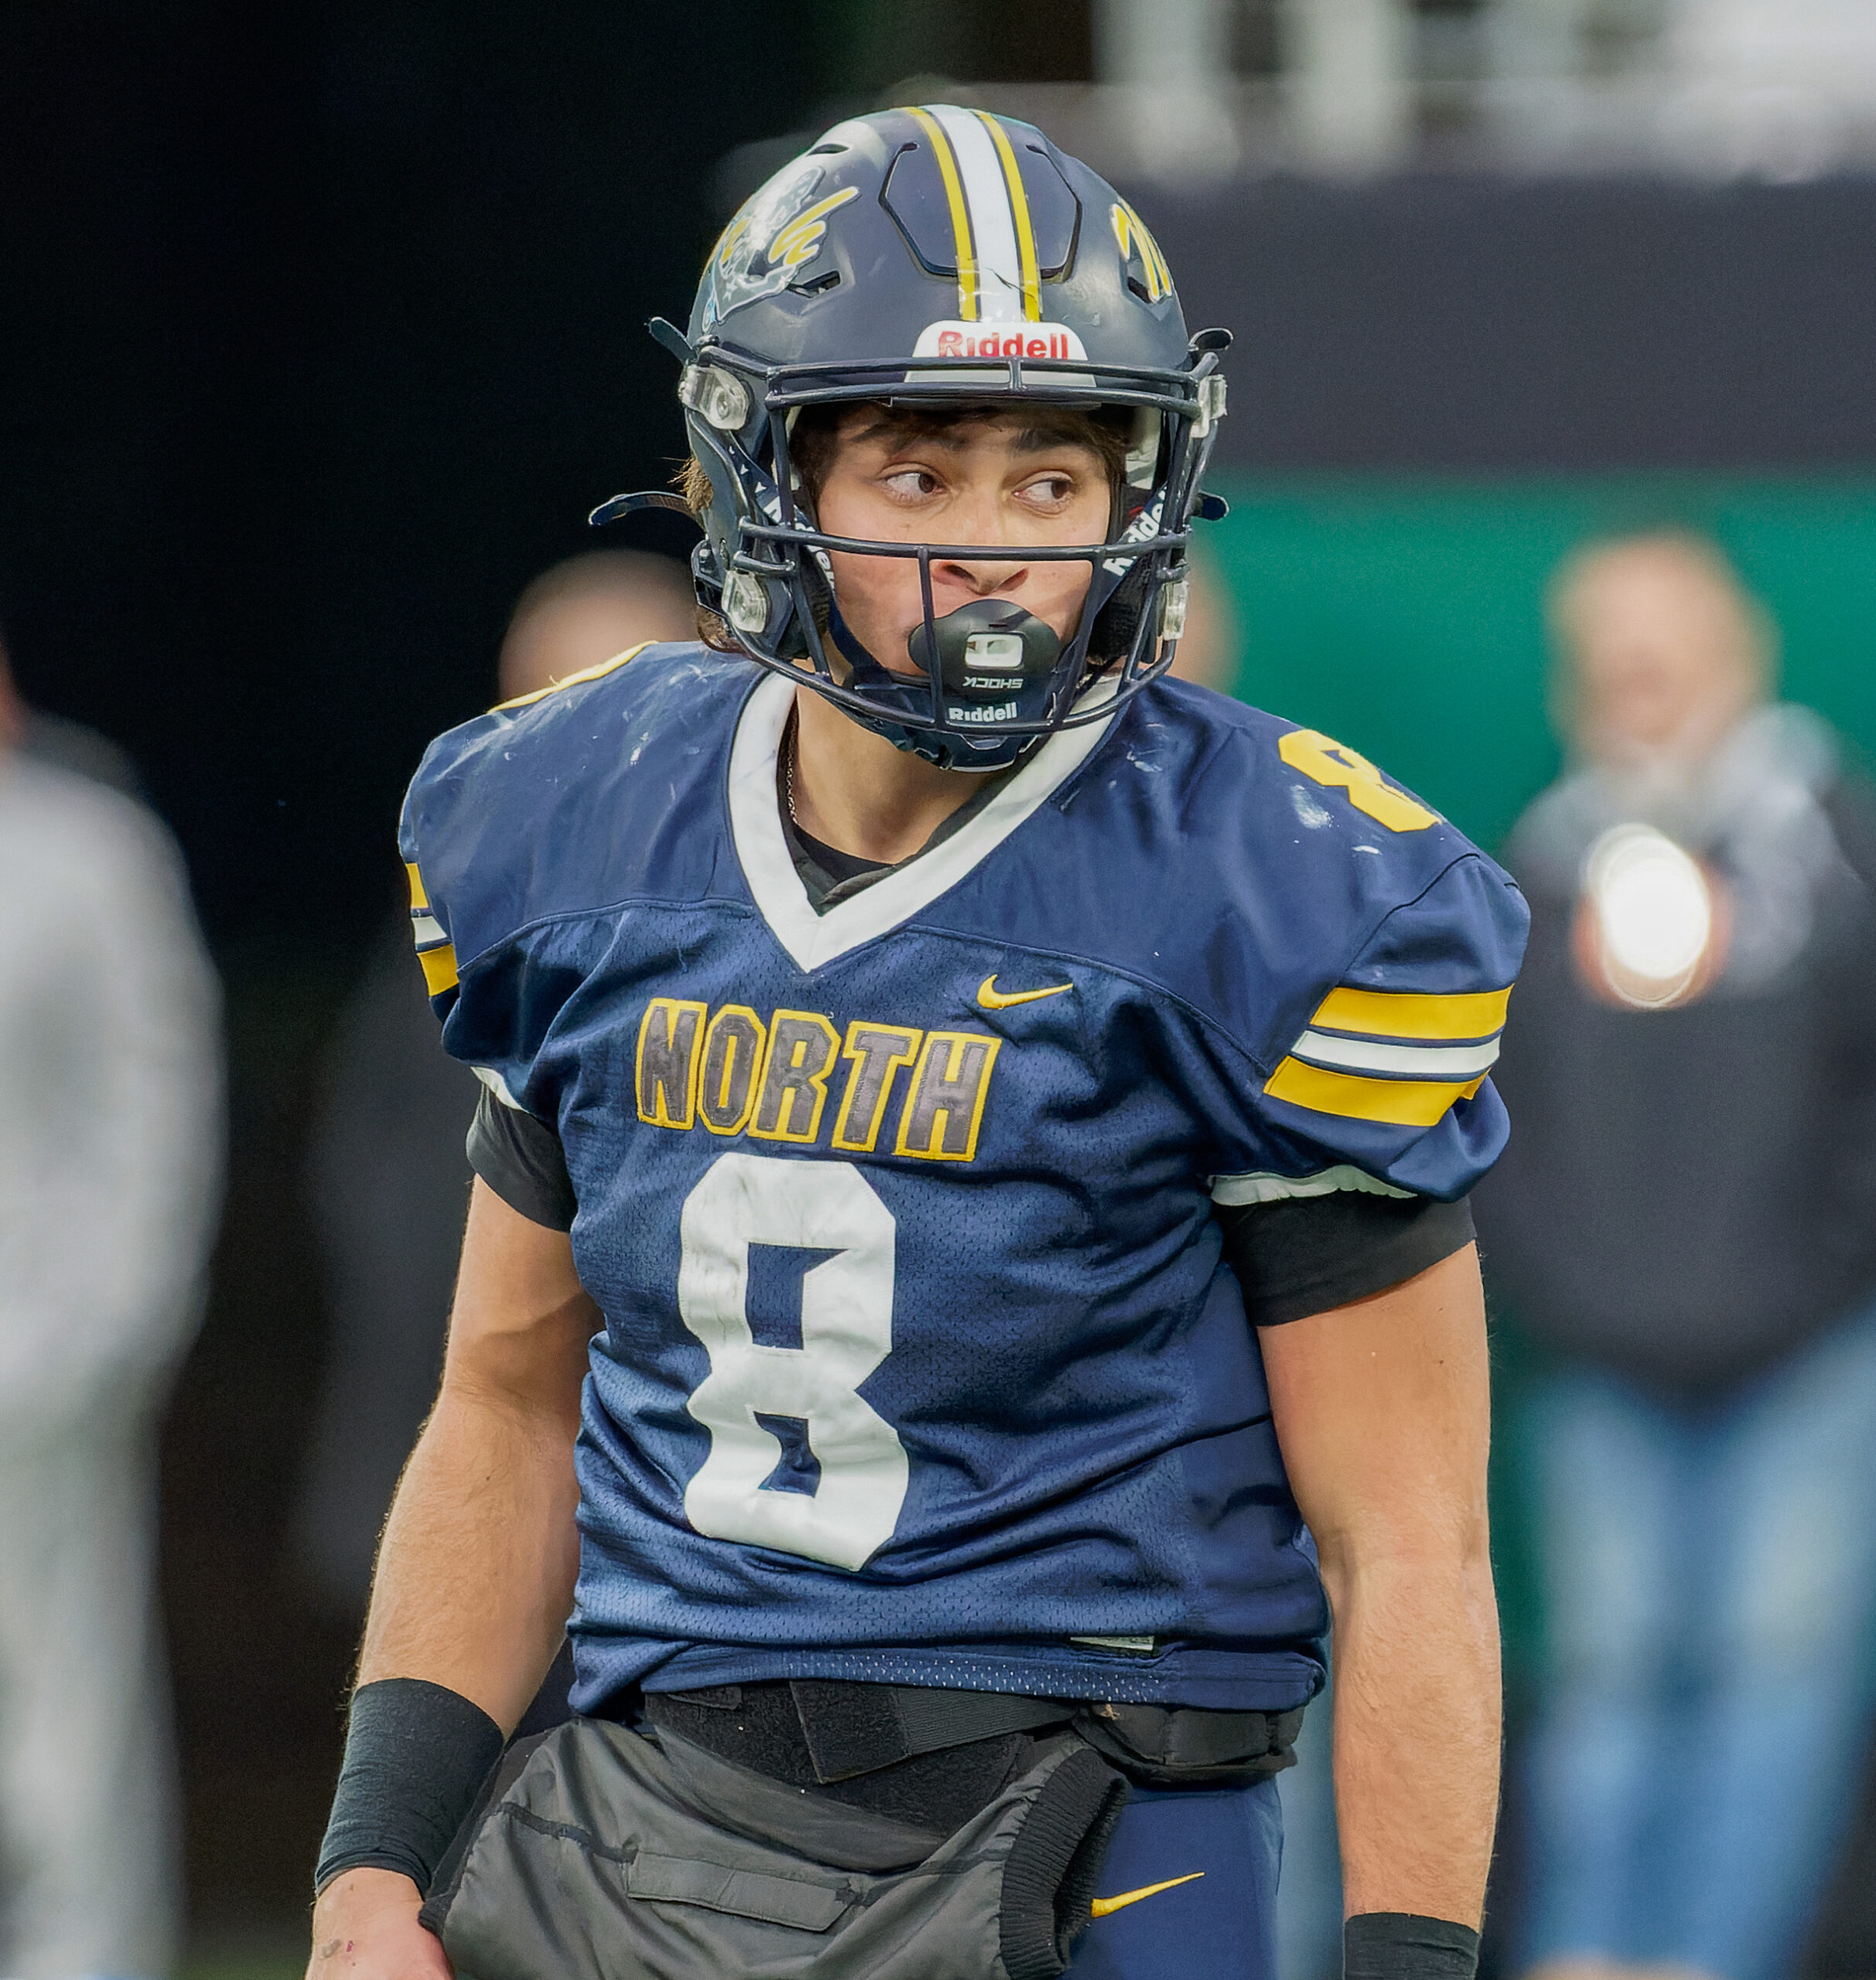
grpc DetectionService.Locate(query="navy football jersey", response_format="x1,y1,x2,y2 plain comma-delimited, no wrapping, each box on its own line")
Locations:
399,643,1527,1714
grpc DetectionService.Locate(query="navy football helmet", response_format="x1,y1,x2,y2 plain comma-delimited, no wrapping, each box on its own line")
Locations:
595,104,1229,771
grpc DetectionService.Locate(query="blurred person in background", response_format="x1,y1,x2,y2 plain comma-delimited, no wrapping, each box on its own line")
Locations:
1476,531,1876,1980
11,695,142,800
488,549,699,712
0,636,221,1980
295,549,696,1616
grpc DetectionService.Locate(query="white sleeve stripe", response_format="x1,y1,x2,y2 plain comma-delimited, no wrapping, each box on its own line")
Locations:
1310,1022,1503,1049
410,913,448,947
1290,1031,1502,1078
1210,1165,1416,1207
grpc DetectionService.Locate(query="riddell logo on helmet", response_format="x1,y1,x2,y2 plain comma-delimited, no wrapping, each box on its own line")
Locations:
914,321,1089,361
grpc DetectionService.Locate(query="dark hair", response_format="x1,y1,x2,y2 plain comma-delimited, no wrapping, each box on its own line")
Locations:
675,401,1133,652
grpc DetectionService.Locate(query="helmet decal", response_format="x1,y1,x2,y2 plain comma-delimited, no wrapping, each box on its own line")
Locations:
706,166,859,325
771,188,859,273
912,321,1087,360
1109,199,1174,306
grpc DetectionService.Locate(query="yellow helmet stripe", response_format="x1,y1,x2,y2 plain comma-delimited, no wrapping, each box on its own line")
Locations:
974,110,1041,321
906,106,979,322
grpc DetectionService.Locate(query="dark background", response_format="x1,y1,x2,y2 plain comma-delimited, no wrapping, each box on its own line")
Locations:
0,0,825,1934
6,0,1876,1953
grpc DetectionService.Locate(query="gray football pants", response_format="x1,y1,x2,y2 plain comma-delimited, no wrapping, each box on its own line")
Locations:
0,1422,178,1980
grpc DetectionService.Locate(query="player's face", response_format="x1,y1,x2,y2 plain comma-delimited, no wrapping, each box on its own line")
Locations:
812,413,1110,677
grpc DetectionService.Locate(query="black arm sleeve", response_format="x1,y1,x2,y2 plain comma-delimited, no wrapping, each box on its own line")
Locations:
1219,1189,1476,1327
466,1084,577,1231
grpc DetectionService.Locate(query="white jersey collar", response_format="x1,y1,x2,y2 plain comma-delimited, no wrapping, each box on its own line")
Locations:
728,670,1119,974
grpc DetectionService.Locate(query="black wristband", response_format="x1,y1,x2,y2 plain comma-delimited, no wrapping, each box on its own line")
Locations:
314,1678,505,1897
1345,1912,1481,1979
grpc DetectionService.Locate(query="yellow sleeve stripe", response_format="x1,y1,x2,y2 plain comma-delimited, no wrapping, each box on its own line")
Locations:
405,857,456,992
493,640,656,712
417,941,459,996
1265,1057,1485,1128
1310,985,1512,1043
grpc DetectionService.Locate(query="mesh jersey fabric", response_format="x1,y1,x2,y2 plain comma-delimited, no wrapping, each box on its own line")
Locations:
466,1079,1476,1326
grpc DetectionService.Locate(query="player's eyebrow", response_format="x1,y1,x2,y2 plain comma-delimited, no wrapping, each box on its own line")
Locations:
1006,423,1102,456
850,414,1099,458
846,411,970,452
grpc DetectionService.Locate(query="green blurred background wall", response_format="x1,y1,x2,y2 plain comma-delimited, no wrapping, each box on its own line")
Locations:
1201,473,1876,1712
1206,476,1876,853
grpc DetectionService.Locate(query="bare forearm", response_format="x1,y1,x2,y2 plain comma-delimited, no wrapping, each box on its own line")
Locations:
357,1380,580,1732
310,1184,592,1980
1325,1552,1501,1925
1259,1247,1500,1928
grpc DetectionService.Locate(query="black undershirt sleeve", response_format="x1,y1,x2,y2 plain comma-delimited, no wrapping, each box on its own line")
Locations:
466,1084,577,1231
1220,1189,1476,1327
468,1081,1473,1309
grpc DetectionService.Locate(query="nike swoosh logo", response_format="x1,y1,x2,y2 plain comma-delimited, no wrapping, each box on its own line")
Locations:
1091,1871,1205,1918
978,973,1074,1010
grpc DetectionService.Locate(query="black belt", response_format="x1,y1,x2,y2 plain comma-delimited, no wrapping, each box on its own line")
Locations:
799,1679,1072,1780
1078,1699,1306,1787
648,1678,1068,1784
646,1678,1304,1797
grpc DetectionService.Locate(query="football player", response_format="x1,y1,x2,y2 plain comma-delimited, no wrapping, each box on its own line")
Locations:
309,108,1526,1980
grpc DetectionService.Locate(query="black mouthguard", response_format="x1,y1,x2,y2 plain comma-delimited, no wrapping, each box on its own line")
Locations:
915,606,1069,740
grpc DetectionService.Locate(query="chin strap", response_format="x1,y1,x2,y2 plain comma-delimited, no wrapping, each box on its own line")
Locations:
819,601,959,766
824,599,908,696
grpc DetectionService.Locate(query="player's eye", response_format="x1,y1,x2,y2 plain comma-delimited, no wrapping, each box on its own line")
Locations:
880,466,944,501
1017,473,1078,507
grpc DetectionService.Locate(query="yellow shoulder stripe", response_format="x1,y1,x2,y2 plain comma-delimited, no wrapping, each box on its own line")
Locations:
493,640,656,712
1265,1057,1486,1128
405,861,429,911
1311,985,1511,1043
